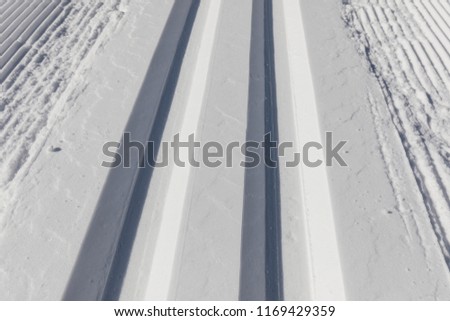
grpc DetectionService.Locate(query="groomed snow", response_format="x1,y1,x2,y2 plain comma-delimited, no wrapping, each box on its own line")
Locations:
0,0,449,300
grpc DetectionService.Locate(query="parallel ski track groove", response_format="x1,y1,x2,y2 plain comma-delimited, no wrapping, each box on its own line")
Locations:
239,0,284,301
63,0,200,300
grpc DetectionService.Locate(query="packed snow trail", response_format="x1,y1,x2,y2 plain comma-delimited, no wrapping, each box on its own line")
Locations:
1,0,450,301
64,0,346,300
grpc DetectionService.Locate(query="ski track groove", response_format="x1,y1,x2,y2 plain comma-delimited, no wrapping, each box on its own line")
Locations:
64,0,340,301
344,0,450,270
143,0,222,300
63,0,201,300
239,0,283,301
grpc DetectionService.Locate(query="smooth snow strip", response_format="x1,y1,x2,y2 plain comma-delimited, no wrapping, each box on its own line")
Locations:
282,0,346,300
143,0,222,300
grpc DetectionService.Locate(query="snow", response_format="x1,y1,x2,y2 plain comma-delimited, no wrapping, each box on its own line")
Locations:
276,0,346,300
0,0,449,300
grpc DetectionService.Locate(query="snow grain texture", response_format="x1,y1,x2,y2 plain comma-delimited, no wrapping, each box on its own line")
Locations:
343,0,450,272
0,0,128,300
0,0,127,223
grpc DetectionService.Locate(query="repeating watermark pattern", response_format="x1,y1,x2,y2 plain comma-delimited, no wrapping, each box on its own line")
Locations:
102,132,348,168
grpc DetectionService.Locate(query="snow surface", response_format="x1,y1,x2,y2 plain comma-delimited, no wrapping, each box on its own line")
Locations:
0,0,449,300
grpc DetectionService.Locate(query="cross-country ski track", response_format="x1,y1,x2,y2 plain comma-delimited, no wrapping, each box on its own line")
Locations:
1,0,450,300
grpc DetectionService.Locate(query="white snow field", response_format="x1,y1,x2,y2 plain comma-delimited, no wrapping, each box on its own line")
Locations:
0,0,449,300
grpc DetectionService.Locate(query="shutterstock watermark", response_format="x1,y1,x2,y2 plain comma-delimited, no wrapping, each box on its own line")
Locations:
101,132,348,169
